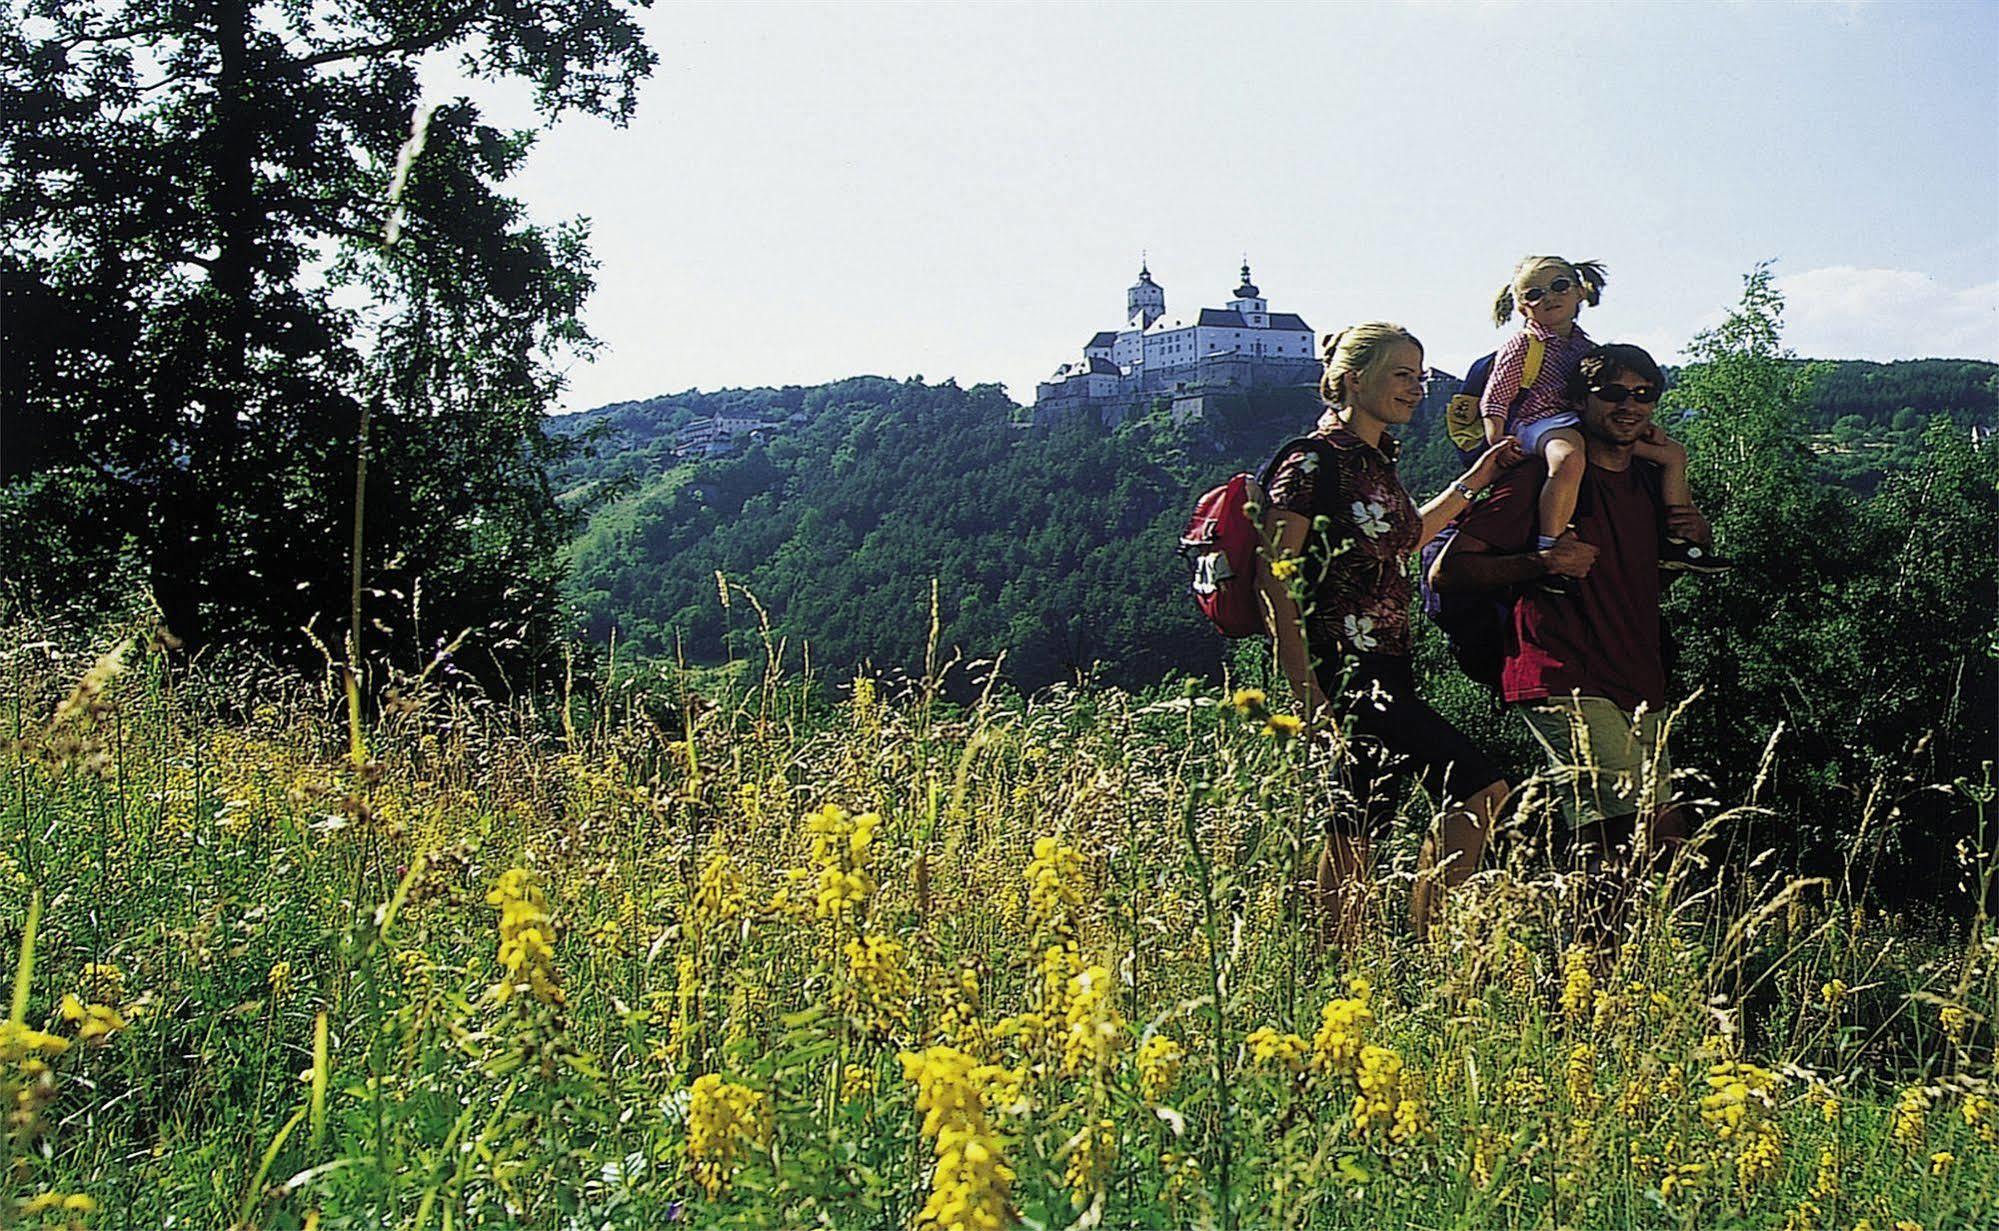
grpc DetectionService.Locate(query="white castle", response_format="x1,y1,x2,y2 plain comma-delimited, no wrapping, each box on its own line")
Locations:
1034,259,1320,425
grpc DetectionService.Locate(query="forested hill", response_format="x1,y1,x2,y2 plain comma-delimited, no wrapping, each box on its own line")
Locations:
554,376,1327,690
552,357,1995,691
1802,358,1997,426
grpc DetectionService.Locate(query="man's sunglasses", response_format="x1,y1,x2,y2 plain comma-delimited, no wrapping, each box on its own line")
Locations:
1520,277,1575,305
1590,383,1662,405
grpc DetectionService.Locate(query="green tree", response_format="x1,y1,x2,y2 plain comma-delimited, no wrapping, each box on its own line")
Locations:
1665,265,1998,884
1,0,654,687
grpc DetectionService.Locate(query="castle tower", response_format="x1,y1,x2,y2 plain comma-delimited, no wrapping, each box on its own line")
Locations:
1127,258,1165,330
1228,259,1267,323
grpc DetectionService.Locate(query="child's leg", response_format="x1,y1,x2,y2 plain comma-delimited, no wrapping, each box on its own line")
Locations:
1637,430,1731,570
1632,434,1690,507
1537,427,1587,546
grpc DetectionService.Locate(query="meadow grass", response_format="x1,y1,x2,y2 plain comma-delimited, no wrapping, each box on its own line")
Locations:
1,623,1994,1230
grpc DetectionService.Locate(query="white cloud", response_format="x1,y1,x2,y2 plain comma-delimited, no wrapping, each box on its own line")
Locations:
1772,267,1999,361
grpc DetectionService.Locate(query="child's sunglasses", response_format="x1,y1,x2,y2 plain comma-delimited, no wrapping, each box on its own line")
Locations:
1520,277,1575,305
1590,383,1662,405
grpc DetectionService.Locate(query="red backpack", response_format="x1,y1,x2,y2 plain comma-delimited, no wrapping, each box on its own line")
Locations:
1179,437,1335,638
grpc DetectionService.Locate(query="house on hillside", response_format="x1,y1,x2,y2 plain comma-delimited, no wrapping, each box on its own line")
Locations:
674,413,780,458
1034,259,1321,427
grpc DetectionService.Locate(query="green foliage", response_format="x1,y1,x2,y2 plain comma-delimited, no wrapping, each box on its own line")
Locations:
3,634,1994,1226
1661,264,1999,877
0,0,654,689
560,378,1325,691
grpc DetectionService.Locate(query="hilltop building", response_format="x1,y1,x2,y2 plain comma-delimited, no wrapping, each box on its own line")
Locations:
674,412,781,458
1034,260,1320,426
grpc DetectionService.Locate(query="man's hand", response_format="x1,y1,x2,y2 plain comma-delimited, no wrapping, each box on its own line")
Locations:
1538,531,1599,578
1665,504,1712,547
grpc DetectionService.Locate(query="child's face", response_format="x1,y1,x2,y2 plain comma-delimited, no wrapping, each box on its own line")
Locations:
1516,267,1585,332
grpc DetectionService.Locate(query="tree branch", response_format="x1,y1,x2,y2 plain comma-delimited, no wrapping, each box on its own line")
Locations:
298,14,482,70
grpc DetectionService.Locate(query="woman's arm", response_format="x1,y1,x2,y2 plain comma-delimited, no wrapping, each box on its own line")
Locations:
1256,508,1329,723
1415,438,1523,545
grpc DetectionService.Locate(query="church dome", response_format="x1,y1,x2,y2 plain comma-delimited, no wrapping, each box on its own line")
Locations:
1234,260,1259,299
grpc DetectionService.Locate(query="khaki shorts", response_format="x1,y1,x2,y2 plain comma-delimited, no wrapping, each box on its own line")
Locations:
1518,696,1673,830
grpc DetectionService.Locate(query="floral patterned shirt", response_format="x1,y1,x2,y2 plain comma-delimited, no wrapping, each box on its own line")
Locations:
1264,414,1422,659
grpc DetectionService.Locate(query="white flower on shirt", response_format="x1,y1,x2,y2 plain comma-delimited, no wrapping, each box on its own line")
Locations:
1294,451,1320,474
1343,614,1378,652
1352,499,1391,539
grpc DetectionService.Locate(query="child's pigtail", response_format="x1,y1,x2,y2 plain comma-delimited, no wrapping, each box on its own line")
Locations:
1572,260,1607,306
1491,284,1516,328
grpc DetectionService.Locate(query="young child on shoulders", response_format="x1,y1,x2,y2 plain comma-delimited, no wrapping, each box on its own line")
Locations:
1479,255,1727,586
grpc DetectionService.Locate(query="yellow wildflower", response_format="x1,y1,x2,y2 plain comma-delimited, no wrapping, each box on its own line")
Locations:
686,1073,770,1198
900,1046,1016,1231
1062,1118,1117,1210
1737,1120,1783,1190
850,675,880,738
1659,1160,1708,1201
1566,1044,1600,1116
840,1065,877,1104
1245,1027,1312,1074
1061,964,1123,1078
1025,836,1084,942
1389,1095,1429,1145
1891,1086,1927,1149
692,847,746,933
1559,947,1594,1023
1261,713,1304,740
806,805,878,921
486,868,564,1007
1938,1004,1967,1044
1312,980,1374,1077
1928,1150,1953,1177
1700,1061,1779,1141
1,1020,71,1060
1268,556,1300,583
1809,1144,1840,1199
57,995,127,1045
1350,1045,1404,1138
1960,1092,1995,1145
1229,688,1267,715
844,933,916,1039
1137,1034,1185,1105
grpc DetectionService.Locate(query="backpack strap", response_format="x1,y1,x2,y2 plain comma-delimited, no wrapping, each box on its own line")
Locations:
1520,334,1546,391
1255,435,1339,514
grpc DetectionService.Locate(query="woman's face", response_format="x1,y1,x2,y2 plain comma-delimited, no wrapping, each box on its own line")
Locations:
1346,340,1426,424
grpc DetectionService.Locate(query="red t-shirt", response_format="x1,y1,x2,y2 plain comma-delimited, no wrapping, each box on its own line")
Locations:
1455,460,1667,712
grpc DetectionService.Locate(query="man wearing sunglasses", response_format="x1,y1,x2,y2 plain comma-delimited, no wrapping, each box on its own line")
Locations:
1430,343,1713,928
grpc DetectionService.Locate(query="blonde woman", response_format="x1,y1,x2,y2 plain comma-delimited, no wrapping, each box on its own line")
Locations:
1258,322,1530,943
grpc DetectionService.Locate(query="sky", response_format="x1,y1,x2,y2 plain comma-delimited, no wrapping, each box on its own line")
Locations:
425,0,1999,413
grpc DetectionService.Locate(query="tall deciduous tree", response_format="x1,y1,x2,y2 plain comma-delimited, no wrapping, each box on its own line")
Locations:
0,0,654,688
1664,265,1998,885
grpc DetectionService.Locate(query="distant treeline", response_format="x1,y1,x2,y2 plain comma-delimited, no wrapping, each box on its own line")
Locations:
1799,358,1997,428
